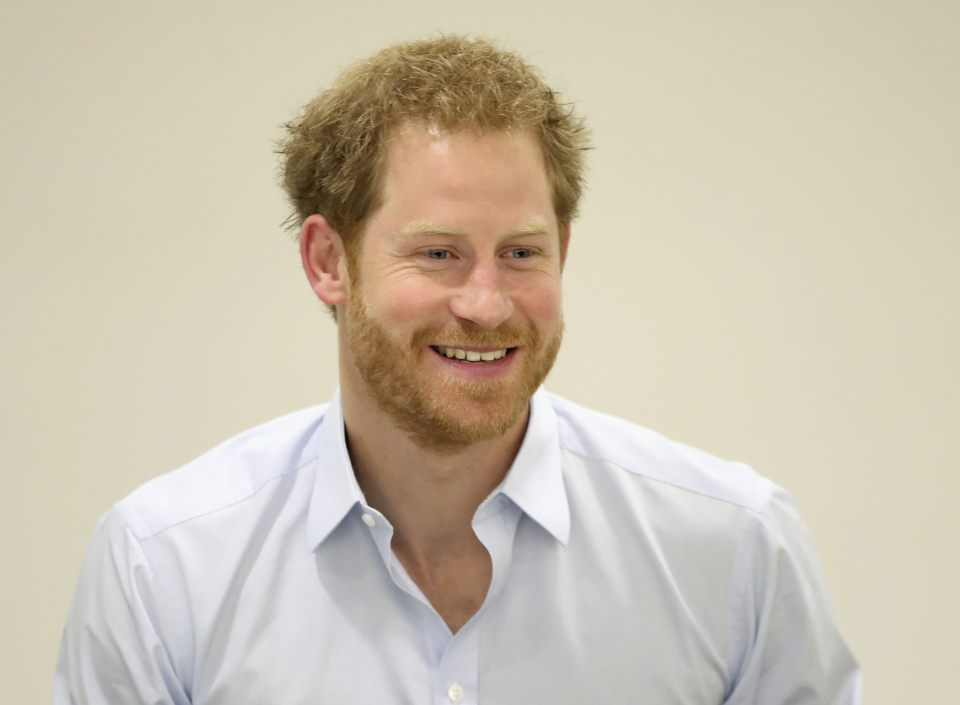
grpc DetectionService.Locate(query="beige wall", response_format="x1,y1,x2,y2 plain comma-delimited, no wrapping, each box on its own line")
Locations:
3,1,957,702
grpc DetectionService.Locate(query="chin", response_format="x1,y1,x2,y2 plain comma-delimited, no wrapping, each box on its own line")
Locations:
387,378,532,451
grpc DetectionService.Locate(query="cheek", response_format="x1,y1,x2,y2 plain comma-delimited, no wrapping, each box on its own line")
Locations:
367,280,449,326
516,280,563,325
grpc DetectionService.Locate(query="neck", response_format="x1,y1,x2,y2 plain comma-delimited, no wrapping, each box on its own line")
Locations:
340,382,527,555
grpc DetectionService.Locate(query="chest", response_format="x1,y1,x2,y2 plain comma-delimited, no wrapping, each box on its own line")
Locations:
186,521,732,705
394,539,493,634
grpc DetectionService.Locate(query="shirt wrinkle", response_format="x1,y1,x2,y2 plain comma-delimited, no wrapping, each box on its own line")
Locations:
55,388,860,705
559,444,775,518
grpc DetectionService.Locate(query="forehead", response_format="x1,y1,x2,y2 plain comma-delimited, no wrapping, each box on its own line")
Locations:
374,124,554,224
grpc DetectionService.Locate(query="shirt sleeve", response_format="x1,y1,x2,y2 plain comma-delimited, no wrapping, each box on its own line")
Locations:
724,488,862,704
54,509,191,705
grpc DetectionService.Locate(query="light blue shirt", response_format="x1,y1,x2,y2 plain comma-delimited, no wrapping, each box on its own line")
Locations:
55,390,860,704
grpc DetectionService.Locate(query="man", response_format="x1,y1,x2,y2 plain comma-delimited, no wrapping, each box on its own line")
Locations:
55,36,859,704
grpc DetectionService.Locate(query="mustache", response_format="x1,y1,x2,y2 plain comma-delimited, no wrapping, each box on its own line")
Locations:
411,323,539,349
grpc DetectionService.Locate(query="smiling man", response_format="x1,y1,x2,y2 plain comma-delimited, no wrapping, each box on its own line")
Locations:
323,127,564,454
56,37,860,704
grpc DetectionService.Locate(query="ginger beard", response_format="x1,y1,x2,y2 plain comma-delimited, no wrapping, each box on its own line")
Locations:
344,283,563,451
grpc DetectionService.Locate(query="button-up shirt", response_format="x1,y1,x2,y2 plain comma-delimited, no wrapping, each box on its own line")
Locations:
55,390,860,704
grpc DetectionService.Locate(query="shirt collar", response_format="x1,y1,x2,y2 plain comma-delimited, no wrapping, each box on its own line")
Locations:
306,389,366,550
499,389,570,545
306,387,571,550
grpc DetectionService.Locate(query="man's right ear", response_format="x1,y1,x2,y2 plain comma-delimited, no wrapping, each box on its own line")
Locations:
300,214,350,306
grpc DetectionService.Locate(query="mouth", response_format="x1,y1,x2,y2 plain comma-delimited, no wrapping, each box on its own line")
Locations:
430,345,515,363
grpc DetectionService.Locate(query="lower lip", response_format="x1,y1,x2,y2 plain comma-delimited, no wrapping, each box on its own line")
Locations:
430,348,518,380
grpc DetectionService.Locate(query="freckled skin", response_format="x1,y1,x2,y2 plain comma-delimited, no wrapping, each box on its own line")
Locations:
341,126,567,450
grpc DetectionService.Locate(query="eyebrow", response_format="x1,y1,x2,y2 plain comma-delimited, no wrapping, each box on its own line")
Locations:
395,221,552,240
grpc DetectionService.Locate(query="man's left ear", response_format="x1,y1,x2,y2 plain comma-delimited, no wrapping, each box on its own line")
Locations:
560,222,572,269
300,214,350,305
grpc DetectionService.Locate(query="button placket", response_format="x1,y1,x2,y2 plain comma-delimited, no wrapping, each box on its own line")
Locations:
434,618,479,705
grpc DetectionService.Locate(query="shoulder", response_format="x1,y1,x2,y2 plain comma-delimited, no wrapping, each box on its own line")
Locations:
114,404,329,542
547,392,776,516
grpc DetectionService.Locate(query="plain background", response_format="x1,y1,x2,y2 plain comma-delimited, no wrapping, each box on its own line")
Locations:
2,1,957,702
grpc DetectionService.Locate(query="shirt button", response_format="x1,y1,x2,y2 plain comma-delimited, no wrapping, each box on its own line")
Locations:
448,683,464,703
361,513,376,527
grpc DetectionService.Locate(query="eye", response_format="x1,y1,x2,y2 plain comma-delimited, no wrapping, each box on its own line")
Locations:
425,249,450,260
508,247,534,259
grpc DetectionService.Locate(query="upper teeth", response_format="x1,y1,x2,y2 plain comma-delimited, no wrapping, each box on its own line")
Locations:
435,346,508,362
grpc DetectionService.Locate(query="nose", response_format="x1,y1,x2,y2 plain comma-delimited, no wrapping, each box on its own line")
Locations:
448,259,514,329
